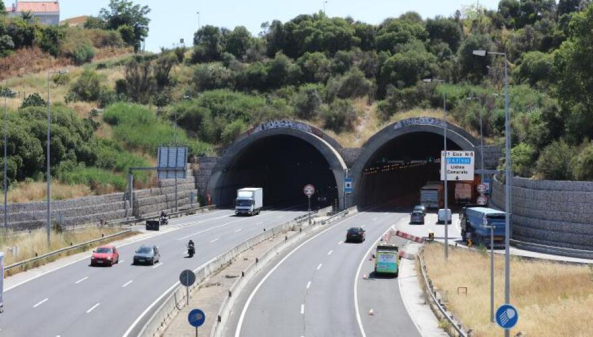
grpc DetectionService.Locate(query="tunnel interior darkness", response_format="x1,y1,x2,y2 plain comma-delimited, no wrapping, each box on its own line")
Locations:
215,135,338,208
358,132,463,208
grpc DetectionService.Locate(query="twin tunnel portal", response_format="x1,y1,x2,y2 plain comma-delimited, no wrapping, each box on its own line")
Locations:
206,119,483,210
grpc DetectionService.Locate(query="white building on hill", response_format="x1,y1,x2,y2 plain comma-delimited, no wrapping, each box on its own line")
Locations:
8,1,61,26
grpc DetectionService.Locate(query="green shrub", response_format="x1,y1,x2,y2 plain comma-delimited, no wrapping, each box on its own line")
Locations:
572,142,593,181
292,84,323,120
192,63,235,92
511,143,537,177
535,140,576,180
58,164,127,191
21,93,46,108
52,72,71,86
68,70,103,102
326,68,374,102
221,119,246,145
321,99,358,133
71,43,95,65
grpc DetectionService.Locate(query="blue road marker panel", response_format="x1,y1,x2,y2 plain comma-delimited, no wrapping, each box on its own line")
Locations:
496,304,518,329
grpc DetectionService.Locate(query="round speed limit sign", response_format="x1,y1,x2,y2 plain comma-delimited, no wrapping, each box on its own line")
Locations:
303,184,315,197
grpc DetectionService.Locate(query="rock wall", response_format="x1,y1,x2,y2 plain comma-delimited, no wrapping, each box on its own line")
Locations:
491,177,593,251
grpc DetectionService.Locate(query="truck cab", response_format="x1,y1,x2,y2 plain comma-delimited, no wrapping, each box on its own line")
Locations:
235,188,263,216
461,206,506,247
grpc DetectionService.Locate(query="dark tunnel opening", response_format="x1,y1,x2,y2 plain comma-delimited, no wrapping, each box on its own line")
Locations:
358,132,464,208
215,135,339,209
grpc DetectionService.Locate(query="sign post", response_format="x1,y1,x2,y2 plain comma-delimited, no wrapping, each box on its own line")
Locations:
179,269,196,305
0,252,4,313
188,308,206,337
303,184,315,224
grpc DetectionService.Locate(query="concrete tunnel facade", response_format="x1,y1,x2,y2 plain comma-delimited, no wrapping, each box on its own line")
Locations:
205,118,482,210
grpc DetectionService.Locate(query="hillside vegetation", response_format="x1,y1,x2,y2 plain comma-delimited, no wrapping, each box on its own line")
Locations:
2,0,593,202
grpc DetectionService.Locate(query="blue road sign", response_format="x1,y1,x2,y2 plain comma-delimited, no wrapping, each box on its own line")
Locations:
344,177,353,194
188,308,206,328
496,304,518,329
483,178,492,194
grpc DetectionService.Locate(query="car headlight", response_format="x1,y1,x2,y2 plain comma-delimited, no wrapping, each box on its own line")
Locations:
91,257,96,260
107,256,112,260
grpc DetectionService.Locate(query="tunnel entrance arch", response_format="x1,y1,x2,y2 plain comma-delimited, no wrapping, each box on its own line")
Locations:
207,120,347,209
350,117,480,208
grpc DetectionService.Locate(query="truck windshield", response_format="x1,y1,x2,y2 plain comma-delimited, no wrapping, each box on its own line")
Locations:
237,199,252,206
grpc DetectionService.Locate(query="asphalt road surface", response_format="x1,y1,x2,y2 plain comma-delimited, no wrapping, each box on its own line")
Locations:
0,207,306,337
231,207,421,337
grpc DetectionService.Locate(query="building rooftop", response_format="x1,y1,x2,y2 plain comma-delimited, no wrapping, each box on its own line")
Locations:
12,1,60,13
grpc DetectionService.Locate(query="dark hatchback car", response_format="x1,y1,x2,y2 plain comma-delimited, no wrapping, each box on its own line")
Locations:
133,245,160,265
410,211,425,224
346,227,366,243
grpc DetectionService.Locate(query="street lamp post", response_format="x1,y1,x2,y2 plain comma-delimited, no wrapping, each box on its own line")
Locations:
423,78,448,260
46,69,68,248
473,49,511,334
3,82,17,232
467,96,484,183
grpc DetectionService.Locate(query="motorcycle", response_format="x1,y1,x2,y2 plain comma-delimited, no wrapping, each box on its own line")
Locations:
187,244,195,258
159,216,168,226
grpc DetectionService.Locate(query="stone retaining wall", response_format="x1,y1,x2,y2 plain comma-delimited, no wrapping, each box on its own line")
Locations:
491,177,593,251
1,171,200,231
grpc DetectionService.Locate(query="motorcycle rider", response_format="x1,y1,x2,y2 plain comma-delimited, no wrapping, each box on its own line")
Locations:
160,211,168,225
188,240,195,256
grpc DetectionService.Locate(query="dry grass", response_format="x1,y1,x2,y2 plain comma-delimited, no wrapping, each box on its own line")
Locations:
423,243,593,337
1,181,93,203
0,226,137,276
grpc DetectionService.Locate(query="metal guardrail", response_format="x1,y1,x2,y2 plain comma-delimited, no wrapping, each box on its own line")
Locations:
5,229,133,272
511,239,593,261
113,204,217,226
418,245,468,337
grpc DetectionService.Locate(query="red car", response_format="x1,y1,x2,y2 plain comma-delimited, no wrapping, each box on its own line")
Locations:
91,245,120,266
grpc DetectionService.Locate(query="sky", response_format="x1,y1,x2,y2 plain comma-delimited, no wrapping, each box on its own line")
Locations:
4,0,501,52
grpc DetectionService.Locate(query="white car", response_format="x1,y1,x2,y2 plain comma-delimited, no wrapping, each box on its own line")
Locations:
437,209,452,224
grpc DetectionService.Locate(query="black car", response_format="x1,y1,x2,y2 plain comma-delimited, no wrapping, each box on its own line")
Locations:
410,211,425,224
346,227,366,243
133,245,161,265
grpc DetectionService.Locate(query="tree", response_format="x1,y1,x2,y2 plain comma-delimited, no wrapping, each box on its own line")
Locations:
84,16,107,29
296,52,331,83
376,18,427,52
225,26,251,59
535,139,576,180
266,52,291,89
572,141,593,180
123,57,155,103
379,48,436,90
554,3,593,142
457,34,494,83
68,70,103,102
514,51,553,86
321,99,358,133
327,68,374,102
426,17,463,52
293,85,323,119
193,25,225,61
99,0,151,52
21,93,46,108
153,52,177,88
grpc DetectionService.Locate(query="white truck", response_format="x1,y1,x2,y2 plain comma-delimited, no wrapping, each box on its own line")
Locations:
235,188,263,216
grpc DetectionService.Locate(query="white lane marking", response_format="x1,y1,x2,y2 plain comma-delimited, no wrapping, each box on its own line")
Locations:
176,209,290,241
234,212,365,337
123,258,217,337
75,277,88,284
152,263,163,269
354,225,398,337
86,303,100,314
210,238,219,243
122,280,133,288
33,298,48,308
338,241,343,245
300,304,305,315
327,250,333,256
306,281,311,289
5,210,229,292
119,260,125,264
235,229,243,233
397,244,424,337
316,264,323,270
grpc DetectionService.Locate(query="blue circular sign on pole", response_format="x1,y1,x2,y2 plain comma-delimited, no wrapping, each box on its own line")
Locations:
496,304,518,329
188,308,206,328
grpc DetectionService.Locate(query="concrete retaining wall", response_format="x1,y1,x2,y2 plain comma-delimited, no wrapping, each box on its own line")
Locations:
491,177,593,251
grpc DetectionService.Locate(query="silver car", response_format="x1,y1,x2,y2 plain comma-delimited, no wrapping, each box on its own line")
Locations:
410,211,425,224
133,245,160,265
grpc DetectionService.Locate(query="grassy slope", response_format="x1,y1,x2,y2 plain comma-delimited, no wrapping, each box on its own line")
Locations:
423,243,593,336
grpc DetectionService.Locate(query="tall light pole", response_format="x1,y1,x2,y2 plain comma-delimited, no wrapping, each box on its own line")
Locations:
473,49,511,335
46,69,68,248
323,1,328,14
424,78,448,260
3,82,17,232
197,12,201,30
467,96,484,183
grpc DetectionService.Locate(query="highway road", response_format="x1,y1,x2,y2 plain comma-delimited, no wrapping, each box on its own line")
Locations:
0,207,306,337
231,207,422,337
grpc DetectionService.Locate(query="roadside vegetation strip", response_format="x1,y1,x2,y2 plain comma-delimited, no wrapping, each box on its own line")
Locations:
2,227,137,276
422,242,593,337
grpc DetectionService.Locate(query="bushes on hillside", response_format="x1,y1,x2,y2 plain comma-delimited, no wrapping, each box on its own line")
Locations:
326,68,374,102
67,70,104,102
21,93,46,108
321,99,358,133
535,140,576,180
293,85,323,119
